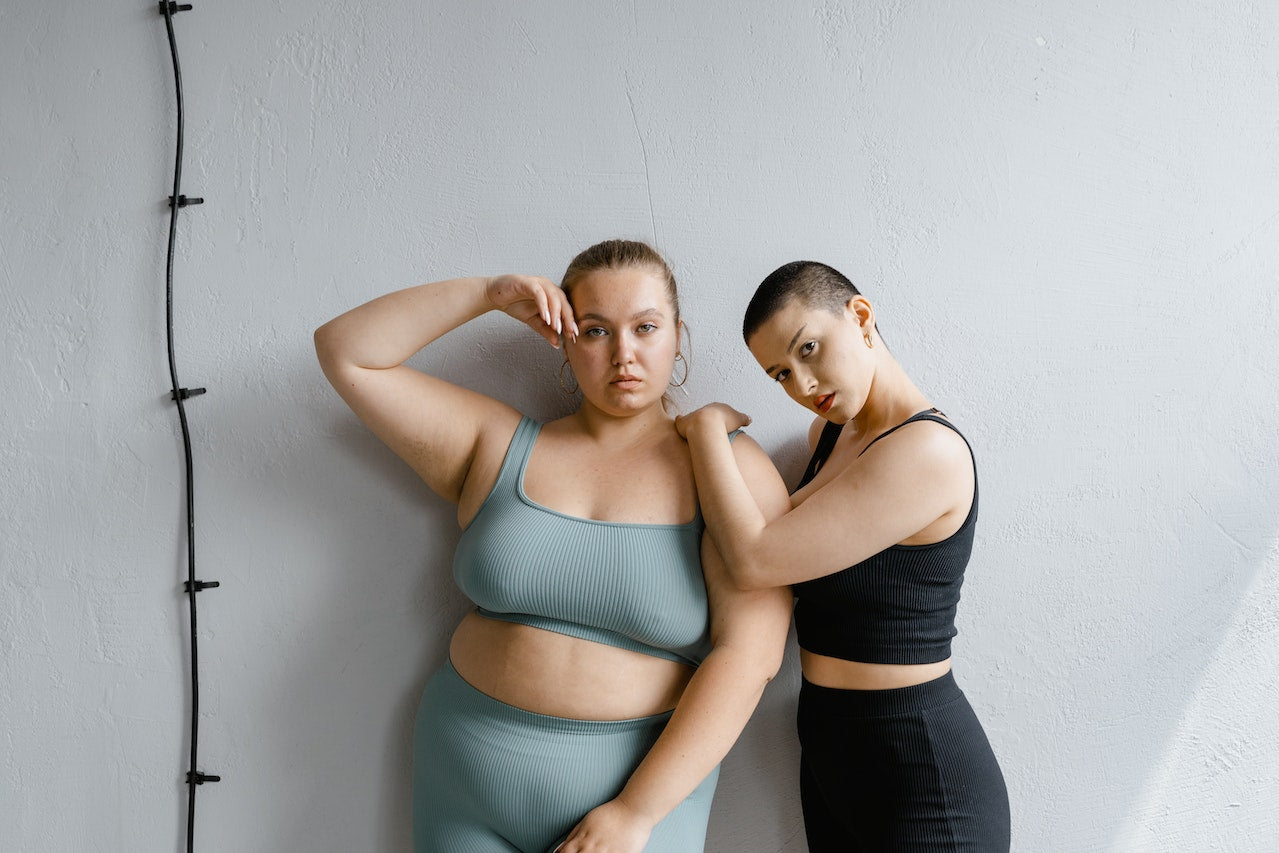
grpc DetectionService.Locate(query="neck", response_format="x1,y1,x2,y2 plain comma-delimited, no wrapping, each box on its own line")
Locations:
570,399,673,442
849,354,931,439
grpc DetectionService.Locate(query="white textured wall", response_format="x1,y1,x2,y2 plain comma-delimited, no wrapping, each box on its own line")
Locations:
3,2,1277,851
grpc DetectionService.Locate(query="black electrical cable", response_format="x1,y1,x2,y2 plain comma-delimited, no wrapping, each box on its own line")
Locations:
159,4,220,852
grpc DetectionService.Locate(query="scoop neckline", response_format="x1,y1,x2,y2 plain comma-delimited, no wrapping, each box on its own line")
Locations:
517,421,701,530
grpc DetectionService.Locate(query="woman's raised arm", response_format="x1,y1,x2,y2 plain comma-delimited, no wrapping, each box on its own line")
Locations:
677,403,972,590
313,274,577,505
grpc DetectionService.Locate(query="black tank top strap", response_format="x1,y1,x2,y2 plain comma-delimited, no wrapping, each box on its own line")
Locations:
866,408,979,528
857,408,946,457
797,419,845,488
796,408,970,490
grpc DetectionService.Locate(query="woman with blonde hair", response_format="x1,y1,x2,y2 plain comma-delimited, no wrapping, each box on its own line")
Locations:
314,240,791,852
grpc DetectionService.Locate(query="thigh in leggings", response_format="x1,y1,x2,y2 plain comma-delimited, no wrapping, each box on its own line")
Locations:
797,671,1010,853
412,660,719,853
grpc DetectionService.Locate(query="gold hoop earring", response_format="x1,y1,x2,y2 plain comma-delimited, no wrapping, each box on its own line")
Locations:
670,352,688,388
864,333,874,349
559,360,579,394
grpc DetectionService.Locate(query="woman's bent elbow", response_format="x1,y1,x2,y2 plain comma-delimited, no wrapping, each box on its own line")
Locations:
728,559,774,593
313,322,351,372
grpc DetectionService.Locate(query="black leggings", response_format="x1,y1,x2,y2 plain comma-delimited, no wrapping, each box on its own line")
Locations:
797,670,1010,852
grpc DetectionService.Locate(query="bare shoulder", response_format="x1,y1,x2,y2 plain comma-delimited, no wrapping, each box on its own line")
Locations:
728,430,773,468
900,416,971,461
858,416,974,488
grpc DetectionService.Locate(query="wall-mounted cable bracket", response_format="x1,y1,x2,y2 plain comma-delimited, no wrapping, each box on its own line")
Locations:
184,580,220,593
186,772,222,785
159,2,194,14
170,387,207,401
169,194,204,208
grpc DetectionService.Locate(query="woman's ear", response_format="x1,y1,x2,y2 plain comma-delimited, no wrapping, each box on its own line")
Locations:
845,294,875,333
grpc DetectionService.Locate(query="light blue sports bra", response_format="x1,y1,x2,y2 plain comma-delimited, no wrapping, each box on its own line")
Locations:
453,416,713,667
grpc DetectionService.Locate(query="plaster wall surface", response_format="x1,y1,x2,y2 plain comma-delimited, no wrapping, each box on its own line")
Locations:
2,2,1276,851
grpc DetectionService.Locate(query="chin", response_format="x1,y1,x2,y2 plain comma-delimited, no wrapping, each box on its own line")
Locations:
613,396,663,413
811,404,846,424
589,391,663,414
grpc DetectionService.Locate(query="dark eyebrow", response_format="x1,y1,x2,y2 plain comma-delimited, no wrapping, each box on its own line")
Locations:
786,325,806,354
764,325,807,376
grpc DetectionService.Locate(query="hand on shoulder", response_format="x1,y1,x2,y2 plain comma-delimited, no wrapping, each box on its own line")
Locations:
674,402,752,440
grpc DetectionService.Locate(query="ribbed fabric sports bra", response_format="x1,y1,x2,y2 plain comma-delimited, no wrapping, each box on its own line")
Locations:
792,409,977,665
452,416,713,667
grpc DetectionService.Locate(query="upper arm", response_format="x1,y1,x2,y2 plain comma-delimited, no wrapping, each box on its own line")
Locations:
314,334,520,504
730,433,792,525
752,421,975,586
701,435,793,662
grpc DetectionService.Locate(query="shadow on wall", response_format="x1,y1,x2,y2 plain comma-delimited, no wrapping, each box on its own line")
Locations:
1103,412,1279,849
269,399,457,852
1070,411,1279,846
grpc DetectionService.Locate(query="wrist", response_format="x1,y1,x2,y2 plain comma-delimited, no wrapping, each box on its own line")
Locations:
614,790,663,829
478,275,499,310
689,411,727,442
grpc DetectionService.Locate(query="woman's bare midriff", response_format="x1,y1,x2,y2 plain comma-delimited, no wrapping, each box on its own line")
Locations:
800,649,952,691
449,610,695,720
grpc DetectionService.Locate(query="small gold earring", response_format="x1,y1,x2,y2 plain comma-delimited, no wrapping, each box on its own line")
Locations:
864,334,874,349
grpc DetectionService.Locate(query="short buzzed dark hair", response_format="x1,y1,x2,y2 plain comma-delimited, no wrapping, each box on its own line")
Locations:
742,261,863,342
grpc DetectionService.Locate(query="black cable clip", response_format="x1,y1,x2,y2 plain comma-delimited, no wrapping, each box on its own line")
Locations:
170,387,207,402
184,580,220,594
159,2,194,14
186,771,221,785
168,195,204,208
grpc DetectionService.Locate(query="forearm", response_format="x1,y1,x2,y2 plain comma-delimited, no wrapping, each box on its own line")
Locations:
614,645,778,825
685,422,770,587
314,276,492,370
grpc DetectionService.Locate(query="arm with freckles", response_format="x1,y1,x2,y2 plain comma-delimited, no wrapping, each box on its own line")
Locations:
676,403,972,590
555,437,793,853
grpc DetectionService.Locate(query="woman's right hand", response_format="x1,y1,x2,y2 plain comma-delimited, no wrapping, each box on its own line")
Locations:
674,402,752,440
485,274,579,348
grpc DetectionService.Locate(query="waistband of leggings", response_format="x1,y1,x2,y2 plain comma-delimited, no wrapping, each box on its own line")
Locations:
799,669,963,717
441,659,674,735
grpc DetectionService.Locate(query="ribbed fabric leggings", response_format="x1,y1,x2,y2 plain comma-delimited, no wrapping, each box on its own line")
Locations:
412,661,718,853
797,671,1010,852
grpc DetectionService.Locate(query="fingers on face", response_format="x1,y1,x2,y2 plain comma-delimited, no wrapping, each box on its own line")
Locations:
532,285,551,328
526,283,561,347
515,277,577,347
549,284,578,342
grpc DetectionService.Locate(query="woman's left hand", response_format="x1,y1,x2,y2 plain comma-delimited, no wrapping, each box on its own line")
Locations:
553,799,655,853
674,402,752,440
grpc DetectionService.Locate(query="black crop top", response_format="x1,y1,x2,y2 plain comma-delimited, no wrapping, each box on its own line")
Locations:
791,410,977,665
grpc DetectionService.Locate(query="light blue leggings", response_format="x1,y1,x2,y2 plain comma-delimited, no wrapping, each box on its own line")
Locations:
412,661,719,853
